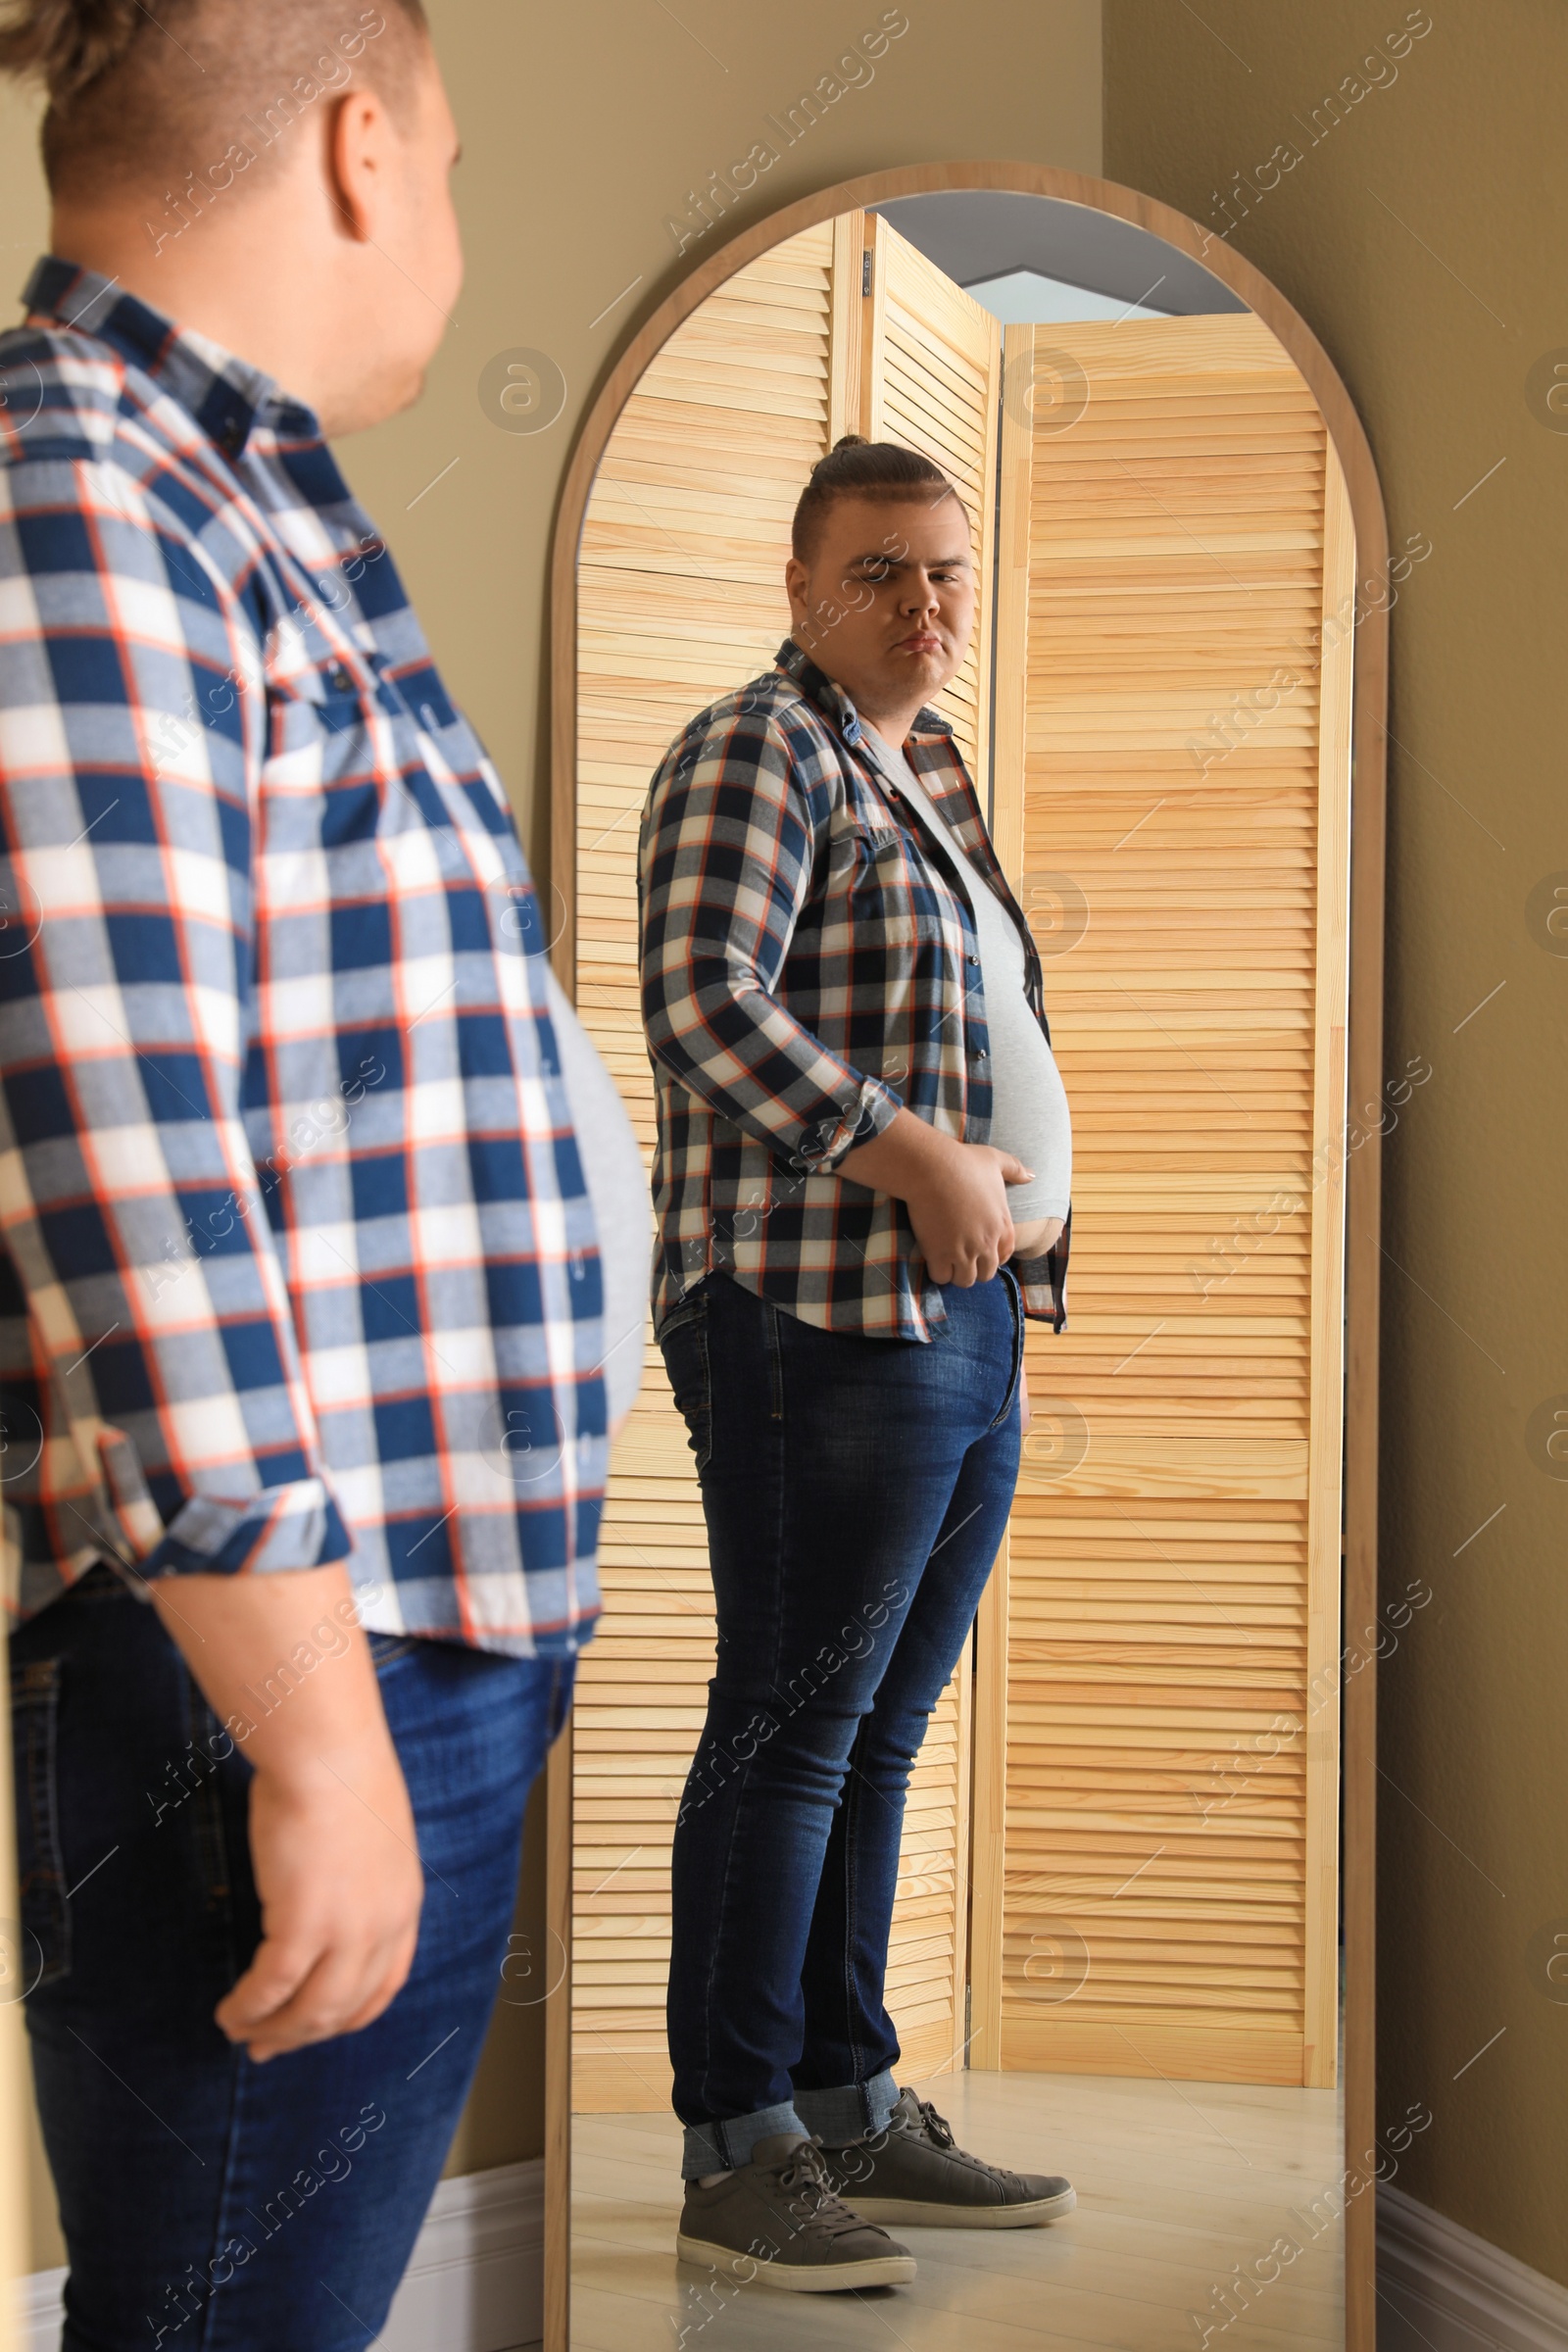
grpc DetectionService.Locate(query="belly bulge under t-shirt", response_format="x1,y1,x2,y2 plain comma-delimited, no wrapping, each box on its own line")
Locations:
859,730,1071,1252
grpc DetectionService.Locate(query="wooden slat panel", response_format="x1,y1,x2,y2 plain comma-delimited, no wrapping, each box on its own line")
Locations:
570,218,973,2114
861,216,1001,792
974,315,1348,2089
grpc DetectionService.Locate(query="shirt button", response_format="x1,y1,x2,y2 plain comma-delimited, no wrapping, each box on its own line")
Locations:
328,663,355,694
218,416,245,456
967,952,981,965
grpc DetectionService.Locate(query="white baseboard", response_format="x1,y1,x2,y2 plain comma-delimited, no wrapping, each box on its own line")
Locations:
13,2157,543,2352
1378,2180,1568,2352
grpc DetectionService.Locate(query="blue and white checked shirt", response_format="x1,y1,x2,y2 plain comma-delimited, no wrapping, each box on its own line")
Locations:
0,259,608,1656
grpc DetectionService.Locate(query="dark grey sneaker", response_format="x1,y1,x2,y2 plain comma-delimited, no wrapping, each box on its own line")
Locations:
677,2132,916,2291
820,2087,1076,2229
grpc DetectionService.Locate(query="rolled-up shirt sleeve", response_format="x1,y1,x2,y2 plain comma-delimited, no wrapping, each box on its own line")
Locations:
638,707,902,1174
0,452,351,1590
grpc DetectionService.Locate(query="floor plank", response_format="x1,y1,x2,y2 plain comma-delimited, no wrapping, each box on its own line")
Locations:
571,2066,1345,2349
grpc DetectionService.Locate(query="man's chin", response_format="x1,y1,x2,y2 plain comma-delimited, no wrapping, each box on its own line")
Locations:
321,364,427,442
885,651,950,698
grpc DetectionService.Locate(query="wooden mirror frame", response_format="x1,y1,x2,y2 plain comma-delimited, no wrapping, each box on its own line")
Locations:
544,160,1386,2352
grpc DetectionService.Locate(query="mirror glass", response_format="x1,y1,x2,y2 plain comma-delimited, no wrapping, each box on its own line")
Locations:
567,185,1353,2352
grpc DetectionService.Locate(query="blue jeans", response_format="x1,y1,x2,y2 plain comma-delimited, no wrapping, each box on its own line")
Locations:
8,1565,573,2351
660,1270,1022,2179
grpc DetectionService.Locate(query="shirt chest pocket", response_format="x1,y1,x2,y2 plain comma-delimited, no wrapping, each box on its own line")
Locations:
265,658,379,770
827,809,959,950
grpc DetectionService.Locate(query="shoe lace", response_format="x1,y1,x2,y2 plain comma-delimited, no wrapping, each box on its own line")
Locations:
906,2097,1028,2190
908,2096,956,2149
773,2139,868,2236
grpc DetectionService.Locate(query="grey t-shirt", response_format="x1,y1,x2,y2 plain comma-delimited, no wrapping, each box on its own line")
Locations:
859,731,1071,1227
543,967,651,1427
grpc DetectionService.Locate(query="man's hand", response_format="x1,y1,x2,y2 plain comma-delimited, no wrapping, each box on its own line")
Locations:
218,1724,424,2063
839,1106,1033,1287
151,1565,424,2062
904,1139,1032,1286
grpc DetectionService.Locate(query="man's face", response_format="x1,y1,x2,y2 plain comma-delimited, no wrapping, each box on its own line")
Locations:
784,494,976,726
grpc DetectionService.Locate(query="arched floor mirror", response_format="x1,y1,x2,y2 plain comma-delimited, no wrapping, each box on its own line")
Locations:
547,163,1387,2352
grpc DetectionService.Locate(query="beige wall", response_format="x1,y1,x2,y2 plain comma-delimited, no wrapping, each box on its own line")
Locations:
0,0,1102,2274
1106,0,1568,2294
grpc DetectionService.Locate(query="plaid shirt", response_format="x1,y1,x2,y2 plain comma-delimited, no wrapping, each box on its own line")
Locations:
0,260,607,1655
639,639,1070,1342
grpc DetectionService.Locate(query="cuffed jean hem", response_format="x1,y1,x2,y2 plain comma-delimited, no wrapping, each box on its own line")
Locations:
681,2100,808,2179
794,2069,900,2148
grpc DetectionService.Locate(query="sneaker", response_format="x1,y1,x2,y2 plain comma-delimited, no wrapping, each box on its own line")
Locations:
820,2087,1077,2228
676,2132,917,2291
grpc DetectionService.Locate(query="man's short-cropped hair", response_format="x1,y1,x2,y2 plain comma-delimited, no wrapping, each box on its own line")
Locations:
0,0,430,204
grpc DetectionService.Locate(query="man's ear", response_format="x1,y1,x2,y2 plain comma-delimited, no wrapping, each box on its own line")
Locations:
784,556,815,639
327,88,393,242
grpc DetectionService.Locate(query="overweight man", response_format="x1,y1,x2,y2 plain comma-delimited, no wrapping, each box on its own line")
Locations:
639,434,1077,2290
0,5,644,2345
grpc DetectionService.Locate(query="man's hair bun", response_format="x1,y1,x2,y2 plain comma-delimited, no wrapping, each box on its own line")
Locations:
792,436,964,562
0,0,142,107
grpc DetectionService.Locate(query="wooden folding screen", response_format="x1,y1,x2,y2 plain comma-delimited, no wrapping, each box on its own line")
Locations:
569,216,984,2109
971,316,1352,2088
859,213,1001,785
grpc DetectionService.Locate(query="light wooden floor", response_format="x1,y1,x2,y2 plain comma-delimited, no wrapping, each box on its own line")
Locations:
570,2064,1344,2350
